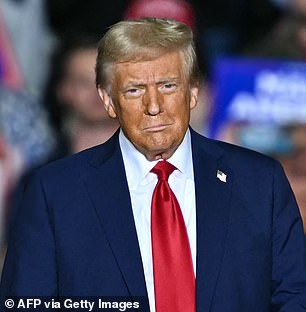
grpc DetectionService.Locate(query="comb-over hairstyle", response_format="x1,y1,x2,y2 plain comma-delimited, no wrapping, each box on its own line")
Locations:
95,18,199,92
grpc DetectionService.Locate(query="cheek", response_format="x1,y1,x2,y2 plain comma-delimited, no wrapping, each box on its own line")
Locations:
171,99,192,122
116,101,143,124
117,110,142,136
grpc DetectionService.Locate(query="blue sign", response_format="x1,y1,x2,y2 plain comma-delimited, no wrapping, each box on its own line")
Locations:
209,57,306,138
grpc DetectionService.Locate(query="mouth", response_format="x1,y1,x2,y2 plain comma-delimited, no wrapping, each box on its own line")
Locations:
143,123,171,132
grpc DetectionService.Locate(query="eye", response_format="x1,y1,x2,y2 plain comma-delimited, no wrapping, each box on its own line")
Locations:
160,83,177,93
124,88,143,98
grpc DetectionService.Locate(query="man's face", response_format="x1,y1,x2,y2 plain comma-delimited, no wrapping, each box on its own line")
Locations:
99,51,198,161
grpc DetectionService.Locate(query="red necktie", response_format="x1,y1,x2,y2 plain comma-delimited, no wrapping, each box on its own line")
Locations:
151,160,195,312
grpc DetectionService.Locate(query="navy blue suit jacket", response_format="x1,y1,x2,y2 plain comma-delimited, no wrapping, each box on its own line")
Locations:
1,129,306,311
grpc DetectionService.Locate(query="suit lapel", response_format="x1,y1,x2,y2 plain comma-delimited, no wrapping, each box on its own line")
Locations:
82,133,148,302
191,130,232,312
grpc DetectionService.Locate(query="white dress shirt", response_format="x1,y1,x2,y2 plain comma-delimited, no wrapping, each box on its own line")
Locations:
119,129,197,312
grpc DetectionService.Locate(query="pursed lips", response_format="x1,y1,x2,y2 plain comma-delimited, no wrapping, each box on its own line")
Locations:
142,123,171,132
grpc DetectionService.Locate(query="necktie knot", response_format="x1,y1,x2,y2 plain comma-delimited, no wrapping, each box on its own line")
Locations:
151,160,176,181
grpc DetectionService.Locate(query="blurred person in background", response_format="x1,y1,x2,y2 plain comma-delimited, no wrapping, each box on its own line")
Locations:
0,132,22,271
240,124,306,233
189,0,281,76
0,84,56,274
278,124,306,233
45,34,118,157
0,0,56,272
246,0,306,59
0,0,54,99
240,0,306,232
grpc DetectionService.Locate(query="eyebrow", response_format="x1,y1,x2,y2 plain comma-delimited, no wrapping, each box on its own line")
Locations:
123,77,181,89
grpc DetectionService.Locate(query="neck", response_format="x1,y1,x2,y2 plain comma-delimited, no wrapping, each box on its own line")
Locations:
67,118,118,153
143,149,178,162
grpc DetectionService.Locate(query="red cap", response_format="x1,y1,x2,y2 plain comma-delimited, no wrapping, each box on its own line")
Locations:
124,0,196,31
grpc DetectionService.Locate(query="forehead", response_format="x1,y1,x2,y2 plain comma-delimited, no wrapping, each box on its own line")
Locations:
66,49,96,74
112,51,186,84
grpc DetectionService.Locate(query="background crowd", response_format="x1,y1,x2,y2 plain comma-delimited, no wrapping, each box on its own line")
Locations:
0,0,305,272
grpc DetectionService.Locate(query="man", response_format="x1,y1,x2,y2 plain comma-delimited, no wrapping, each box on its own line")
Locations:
1,18,306,312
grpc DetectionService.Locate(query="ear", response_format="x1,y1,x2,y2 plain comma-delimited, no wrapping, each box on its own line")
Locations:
189,85,199,110
97,87,117,119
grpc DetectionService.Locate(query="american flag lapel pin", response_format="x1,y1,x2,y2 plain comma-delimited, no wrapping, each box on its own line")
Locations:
217,170,227,183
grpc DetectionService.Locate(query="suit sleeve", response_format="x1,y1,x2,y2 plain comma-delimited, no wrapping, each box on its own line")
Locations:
0,171,58,303
271,161,306,310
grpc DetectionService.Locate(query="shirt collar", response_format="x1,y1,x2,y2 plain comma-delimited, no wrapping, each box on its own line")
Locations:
119,128,194,190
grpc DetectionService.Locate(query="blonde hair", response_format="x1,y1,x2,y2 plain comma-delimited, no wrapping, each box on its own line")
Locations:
95,18,199,92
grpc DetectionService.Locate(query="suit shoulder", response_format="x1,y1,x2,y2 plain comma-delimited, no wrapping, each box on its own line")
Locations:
31,138,117,183
216,138,274,161
193,131,280,171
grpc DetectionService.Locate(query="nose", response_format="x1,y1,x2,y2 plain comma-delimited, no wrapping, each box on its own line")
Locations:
144,86,163,116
